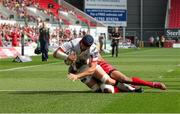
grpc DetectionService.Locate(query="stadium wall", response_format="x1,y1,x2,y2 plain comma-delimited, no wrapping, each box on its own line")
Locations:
127,0,168,42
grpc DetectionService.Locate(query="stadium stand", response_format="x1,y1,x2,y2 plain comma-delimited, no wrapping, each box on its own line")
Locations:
168,0,180,28
2,0,162,58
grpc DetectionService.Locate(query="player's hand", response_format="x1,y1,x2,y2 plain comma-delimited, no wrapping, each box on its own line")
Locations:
68,73,78,81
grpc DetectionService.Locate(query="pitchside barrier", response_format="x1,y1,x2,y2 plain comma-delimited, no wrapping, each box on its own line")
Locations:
0,47,36,59
0,46,57,59
12,55,32,62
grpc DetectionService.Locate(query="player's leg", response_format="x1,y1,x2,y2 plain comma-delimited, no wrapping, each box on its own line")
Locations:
80,77,101,92
117,83,143,93
98,60,166,90
110,70,166,90
80,75,143,93
112,45,115,57
93,65,117,85
80,77,118,93
75,64,118,92
115,44,118,57
93,64,145,92
100,83,143,93
92,65,143,93
97,60,139,90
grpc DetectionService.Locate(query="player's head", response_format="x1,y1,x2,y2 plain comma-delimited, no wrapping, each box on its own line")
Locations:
80,35,94,51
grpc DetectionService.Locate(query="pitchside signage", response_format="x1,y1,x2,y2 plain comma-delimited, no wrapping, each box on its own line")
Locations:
84,0,127,27
165,29,180,37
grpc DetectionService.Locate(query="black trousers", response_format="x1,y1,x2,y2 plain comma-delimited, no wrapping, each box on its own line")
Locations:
112,44,118,57
40,41,49,61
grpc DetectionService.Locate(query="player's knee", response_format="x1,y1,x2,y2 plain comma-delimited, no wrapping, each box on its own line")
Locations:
100,74,116,85
100,74,109,83
100,84,114,93
95,65,112,84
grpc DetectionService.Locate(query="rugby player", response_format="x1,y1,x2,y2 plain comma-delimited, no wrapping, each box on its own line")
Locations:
97,55,166,90
53,35,140,93
53,35,166,93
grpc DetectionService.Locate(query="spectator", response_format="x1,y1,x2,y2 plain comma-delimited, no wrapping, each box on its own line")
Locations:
0,34,3,47
11,31,20,47
39,22,50,61
149,36,154,47
134,36,140,48
155,36,160,48
98,33,104,53
160,35,165,48
111,27,121,57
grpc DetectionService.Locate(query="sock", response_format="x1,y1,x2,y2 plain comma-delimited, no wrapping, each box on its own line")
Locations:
132,77,153,87
114,86,119,93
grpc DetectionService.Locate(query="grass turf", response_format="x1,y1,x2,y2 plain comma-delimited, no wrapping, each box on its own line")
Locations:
0,48,180,113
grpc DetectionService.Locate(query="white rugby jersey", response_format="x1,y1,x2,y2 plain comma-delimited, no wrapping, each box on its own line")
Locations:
60,38,99,64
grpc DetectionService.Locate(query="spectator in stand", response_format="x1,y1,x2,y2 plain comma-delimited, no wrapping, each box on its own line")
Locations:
149,36,154,47
111,27,121,57
39,22,50,61
175,37,179,43
0,33,3,47
155,36,160,48
134,36,140,48
11,30,20,47
73,29,78,39
98,33,104,53
78,30,82,38
64,29,72,40
160,35,165,48
82,30,86,37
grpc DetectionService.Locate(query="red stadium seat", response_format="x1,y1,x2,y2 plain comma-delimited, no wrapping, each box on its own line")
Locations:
168,0,180,28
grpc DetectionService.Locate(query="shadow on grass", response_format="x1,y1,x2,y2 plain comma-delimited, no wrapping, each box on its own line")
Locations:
7,90,170,95
8,90,93,95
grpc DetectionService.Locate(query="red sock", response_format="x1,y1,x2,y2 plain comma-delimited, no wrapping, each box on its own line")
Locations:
132,77,153,87
114,86,119,93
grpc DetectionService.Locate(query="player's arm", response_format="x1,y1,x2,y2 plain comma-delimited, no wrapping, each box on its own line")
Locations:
68,44,99,81
53,47,68,60
53,42,76,62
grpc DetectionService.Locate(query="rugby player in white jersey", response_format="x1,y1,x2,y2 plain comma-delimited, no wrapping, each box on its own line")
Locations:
53,35,143,93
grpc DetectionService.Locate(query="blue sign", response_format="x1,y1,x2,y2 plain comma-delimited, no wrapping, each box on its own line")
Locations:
85,9,127,26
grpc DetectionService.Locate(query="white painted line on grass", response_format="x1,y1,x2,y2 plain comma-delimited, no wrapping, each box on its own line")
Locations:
158,76,163,79
0,90,58,92
0,62,58,72
167,69,174,73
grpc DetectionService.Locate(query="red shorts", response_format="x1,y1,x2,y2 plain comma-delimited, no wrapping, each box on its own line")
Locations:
98,60,116,75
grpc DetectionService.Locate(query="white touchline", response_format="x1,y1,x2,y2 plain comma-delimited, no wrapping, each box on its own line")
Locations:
0,90,58,92
0,62,58,72
167,69,174,73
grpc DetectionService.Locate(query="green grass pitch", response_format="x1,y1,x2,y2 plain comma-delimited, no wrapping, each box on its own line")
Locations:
0,48,180,113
